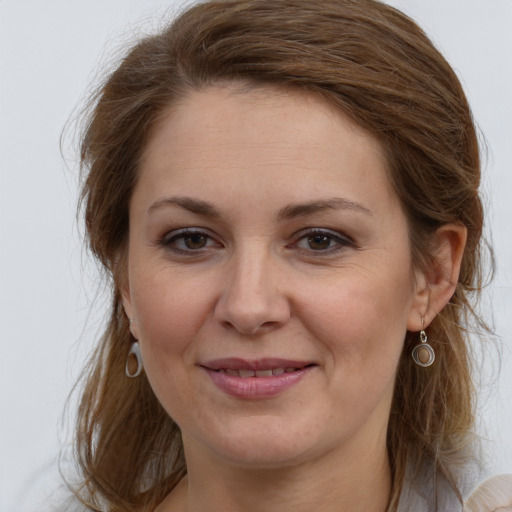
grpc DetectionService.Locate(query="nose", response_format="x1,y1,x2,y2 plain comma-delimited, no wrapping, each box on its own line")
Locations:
214,247,291,335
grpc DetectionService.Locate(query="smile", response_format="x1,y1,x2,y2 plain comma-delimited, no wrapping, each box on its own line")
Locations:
215,367,301,377
200,359,316,399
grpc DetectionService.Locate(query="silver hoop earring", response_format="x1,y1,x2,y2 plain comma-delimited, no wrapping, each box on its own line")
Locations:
126,342,143,378
412,321,435,367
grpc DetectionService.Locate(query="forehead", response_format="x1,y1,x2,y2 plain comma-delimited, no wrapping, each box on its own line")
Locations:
135,84,396,213
147,84,381,155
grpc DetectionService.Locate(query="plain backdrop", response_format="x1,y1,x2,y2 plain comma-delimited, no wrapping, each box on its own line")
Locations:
1,1,511,510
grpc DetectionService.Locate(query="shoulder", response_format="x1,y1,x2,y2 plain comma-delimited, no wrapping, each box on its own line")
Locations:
464,474,512,512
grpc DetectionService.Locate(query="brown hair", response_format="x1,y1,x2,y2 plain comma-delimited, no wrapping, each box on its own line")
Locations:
75,0,491,510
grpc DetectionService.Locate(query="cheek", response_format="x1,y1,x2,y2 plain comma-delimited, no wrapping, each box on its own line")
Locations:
299,268,412,375
130,274,211,421
130,269,212,366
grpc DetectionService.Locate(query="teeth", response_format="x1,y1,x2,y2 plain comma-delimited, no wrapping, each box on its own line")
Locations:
218,367,299,377
255,369,273,377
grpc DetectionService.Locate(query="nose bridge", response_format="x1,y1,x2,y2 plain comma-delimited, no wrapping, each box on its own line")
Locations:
215,240,289,334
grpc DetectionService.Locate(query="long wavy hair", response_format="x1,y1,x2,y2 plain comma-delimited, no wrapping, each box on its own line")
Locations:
74,1,492,510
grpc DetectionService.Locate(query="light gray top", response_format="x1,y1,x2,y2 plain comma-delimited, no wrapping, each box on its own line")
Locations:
397,458,512,512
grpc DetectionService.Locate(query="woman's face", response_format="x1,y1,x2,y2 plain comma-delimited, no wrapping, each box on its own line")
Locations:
123,85,424,469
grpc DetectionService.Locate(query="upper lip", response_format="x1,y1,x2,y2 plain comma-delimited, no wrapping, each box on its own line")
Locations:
201,358,315,371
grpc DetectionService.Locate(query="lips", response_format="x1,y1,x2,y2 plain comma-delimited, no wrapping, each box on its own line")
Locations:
200,358,315,399
218,367,299,377
202,357,312,372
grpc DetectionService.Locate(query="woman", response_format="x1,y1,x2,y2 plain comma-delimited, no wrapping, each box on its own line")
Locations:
73,0,511,510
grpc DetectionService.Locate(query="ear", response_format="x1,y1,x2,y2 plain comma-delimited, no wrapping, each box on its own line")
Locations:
115,247,141,340
119,268,140,341
407,223,467,331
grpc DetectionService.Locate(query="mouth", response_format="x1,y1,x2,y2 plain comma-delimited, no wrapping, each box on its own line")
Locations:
200,358,316,398
201,358,315,375
212,366,311,378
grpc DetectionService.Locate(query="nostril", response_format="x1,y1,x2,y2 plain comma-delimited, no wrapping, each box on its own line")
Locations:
214,268,291,334
219,318,277,336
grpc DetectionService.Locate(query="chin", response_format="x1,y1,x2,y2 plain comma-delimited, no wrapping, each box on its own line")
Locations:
188,415,331,470
213,442,314,470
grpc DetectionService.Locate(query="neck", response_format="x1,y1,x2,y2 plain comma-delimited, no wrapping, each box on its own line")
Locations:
158,432,392,512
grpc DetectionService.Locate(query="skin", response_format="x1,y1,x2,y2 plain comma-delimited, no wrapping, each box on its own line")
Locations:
122,85,466,512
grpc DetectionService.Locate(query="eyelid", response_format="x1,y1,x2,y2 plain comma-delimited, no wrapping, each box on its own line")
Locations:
159,227,223,252
288,228,355,253
157,226,354,255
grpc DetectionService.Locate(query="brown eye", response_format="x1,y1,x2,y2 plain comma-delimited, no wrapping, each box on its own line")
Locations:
161,229,220,253
307,234,332,251
184,233,208,249
291,228,353,255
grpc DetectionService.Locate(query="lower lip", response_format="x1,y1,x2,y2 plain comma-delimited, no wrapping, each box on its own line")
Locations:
202,367,313,399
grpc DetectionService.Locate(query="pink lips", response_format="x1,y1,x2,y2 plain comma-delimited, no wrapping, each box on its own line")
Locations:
200,358,315,399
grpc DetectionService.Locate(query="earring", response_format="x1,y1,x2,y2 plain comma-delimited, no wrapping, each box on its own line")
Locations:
412,319,435,367
125,342,143,378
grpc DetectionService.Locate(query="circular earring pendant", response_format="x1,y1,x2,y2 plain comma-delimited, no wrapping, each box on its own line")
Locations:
412,330,435,367
126,342,143,378
412,343,435,367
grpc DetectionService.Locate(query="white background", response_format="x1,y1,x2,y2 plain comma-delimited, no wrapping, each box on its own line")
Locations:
1,1,511,510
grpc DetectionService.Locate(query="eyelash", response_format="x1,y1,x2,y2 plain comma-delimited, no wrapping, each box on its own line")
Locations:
288,228,354,255
159,228,221,254
158,227,354,256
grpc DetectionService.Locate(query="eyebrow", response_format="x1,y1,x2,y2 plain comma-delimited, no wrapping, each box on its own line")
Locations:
147,196,373,219
148,196,221,217
277,198,373,220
